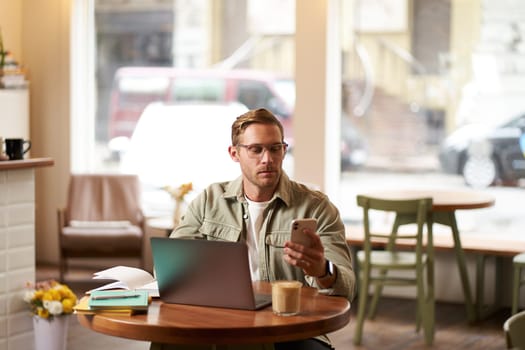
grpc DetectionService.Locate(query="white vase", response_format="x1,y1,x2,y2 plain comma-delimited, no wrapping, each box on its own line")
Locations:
33,315,69,350
173,199,186,228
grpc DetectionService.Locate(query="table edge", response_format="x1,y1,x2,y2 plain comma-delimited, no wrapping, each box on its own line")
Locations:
77,294,351,345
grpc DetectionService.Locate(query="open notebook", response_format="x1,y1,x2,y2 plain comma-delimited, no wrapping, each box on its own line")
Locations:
150,237,272,310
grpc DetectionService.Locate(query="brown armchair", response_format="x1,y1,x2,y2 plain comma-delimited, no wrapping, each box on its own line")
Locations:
57,174,145,282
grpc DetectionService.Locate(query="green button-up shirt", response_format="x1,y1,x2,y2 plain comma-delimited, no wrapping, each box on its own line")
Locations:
169,173,356,348
170,173,356,299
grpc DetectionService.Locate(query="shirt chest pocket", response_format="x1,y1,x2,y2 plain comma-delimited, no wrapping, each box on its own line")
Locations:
265,231,290,248
199,220,242,242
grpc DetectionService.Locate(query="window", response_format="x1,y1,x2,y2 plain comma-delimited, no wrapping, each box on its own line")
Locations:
75,1,524,236
79,0,296,215
341,0,525,236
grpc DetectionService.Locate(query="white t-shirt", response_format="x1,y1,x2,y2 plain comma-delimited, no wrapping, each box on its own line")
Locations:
245,197,270,281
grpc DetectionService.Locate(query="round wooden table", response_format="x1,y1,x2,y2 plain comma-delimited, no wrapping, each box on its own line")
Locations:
359,189,495,322
364,189,495,211
77,282,351,346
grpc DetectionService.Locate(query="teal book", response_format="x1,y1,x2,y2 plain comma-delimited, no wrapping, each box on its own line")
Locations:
88,290,150,311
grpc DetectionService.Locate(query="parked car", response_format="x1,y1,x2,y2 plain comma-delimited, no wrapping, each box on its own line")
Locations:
108,66,366,170
119,102,294,216
438,113,525,187
108,67,294,141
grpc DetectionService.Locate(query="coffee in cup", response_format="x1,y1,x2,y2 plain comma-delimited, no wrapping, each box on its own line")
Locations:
5,138,31,160
271,280,302,316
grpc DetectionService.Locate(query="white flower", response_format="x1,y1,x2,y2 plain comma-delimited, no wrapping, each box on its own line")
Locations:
23,290,35,303
45,300,64,316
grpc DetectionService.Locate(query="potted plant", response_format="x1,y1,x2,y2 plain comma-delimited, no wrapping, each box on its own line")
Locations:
0,26,5,75
24,280,78,350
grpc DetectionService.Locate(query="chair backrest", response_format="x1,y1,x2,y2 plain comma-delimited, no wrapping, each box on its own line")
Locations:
66,174,144,226
504,310,525,349
356,195,433,256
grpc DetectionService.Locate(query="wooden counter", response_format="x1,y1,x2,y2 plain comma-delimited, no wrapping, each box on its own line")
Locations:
0,157,54,170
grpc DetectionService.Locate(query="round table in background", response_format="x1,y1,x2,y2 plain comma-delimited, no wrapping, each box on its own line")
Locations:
359,189,495,322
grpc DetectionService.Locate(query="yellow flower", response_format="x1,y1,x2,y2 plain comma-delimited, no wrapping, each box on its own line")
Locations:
62,298,75,313
163,182,193,201
37,308,50,319
56,285,72,299
64,290,77,303
42,290,56,301
34,290,44,299
24,280,77,319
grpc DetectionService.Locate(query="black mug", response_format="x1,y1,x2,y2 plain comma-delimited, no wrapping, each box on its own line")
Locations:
5,138,31,160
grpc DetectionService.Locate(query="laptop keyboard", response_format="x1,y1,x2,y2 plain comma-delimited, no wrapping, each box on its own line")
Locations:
255,294,272,308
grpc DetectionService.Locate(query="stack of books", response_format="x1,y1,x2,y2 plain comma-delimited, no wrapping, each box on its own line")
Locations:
74,290,151,316
0,52,28,89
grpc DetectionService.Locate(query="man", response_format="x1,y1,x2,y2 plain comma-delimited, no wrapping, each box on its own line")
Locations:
171,108,355,349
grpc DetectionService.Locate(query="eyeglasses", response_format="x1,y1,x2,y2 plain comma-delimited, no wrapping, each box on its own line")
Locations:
236,142,288,158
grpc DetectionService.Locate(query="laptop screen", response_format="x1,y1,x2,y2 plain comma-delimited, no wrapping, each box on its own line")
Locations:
150,237,271,310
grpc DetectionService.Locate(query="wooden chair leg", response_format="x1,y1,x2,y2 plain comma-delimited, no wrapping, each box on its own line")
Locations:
416,302,422,332
418,272,434,345
425,294,435,346
353,267,370,345
420,298,435,345
512,264,522,315
367,282,384,319
426,260,435,342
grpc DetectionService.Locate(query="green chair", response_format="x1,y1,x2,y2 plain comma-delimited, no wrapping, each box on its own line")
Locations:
353,195,434,346
511,252,525,315
504,310,525,349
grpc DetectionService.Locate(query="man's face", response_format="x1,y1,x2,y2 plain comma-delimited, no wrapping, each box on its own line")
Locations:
228,123,286,197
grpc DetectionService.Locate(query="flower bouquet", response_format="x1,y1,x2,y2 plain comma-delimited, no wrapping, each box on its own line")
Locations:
162,182,193,202
24,280,77,319
162,182,193,227
24,280,77,350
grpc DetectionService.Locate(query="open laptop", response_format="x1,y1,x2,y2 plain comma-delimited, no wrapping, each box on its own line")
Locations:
150,237,272,310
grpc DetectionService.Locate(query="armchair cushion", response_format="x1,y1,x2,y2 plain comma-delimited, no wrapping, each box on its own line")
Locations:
69,220,132,228
61,224,142,251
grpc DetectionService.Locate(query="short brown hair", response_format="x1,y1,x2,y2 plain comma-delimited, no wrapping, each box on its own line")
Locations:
231,108,284,145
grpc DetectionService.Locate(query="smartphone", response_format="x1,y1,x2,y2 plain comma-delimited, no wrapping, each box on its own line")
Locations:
290,218,317,247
